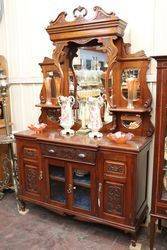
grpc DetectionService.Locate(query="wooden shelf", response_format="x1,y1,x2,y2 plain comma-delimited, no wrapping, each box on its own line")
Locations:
50,175,65,182
110,107,151,113
36,104,60,109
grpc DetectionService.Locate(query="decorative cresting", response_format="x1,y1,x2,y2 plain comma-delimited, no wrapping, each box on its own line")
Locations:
46,6,127,42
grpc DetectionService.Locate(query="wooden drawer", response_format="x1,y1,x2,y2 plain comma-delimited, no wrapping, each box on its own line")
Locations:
40,144,96,164
104,161,126,177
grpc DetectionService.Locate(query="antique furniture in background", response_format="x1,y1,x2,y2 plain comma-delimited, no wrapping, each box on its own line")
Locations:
15,6,154,246
150,56,167,250
0,56,13,199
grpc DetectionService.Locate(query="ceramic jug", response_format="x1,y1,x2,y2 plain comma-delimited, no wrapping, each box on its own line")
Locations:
58,96,75,136
87,96,104,138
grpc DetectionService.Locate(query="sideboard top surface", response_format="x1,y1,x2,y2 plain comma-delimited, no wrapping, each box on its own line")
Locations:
15,129,151,153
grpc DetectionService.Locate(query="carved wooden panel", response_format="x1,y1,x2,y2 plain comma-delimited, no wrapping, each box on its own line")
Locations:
41,144,96,164
23,147,38,160
25,165,39,193
104,182,124,216
104,161,126,177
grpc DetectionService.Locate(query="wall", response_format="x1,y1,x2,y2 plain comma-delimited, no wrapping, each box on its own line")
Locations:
0,0,167,216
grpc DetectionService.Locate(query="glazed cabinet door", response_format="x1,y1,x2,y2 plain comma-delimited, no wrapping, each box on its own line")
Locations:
43,158,68,208
16,139,43,201
70,163,96,215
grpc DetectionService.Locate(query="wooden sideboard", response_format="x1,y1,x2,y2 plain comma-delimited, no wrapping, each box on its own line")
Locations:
15,6,154,246
15,130,151,244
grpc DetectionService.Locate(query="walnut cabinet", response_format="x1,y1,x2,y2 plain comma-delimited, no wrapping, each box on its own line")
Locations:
15,132,151,241
15,6,154,246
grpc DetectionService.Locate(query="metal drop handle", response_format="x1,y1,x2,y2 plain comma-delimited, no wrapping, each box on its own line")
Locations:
98,183,102,207
48,149,55,153
39,171,43,180
67,184,73,194
78,153,86,158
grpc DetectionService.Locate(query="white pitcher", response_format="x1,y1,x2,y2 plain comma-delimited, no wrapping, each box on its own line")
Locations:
87,96,104,138
58,96,75,136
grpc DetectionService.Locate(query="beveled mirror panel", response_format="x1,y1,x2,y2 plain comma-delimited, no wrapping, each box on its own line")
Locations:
121,114,142,129
71,42,110,99
121,68,140,101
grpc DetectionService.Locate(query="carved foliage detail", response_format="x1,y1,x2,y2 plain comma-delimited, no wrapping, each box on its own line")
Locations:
23,148,37,159
107,164,125,175
25,166,38,193
106,184,124,215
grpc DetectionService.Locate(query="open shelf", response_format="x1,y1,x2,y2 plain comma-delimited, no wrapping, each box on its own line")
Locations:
110,107,151,113
50,175,65,182
36,103,60,109
73,172,91,188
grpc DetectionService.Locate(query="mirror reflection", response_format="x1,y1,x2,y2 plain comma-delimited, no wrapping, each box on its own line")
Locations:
70,45,110,99
121,68,140,101
121,114,142,129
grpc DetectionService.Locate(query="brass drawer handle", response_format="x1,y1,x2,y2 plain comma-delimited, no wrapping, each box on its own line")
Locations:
78,153,86,158
98,183,102,207
67,184,73,194
39,171,43,180
48,149,55,153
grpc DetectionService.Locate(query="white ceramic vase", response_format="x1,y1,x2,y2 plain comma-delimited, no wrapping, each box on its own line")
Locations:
87,96,104,138
58,96,75,136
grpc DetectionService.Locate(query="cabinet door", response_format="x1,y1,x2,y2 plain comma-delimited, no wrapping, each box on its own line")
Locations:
17,141,42,201
44,158,68,208
70,163,96,215
98,153,129,224
21,161,42,200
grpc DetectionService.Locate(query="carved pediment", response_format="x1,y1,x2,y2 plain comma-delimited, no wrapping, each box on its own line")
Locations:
47,6,127,42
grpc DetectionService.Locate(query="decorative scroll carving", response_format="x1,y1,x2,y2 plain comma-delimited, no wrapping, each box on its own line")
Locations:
106,184,124,215
122,43,147,58
102,37,118,100
52,42,68,94
93,6,116,20
49,6,118,28
25,166,38,193
49,12,67,27
0,154,11,189
144,98,152,108
73,6,88,19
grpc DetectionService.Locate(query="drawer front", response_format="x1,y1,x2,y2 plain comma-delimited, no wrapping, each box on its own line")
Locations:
104,161,126,177
41,144,96,164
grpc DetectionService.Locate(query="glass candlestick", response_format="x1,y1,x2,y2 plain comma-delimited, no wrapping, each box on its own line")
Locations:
126,76,138,109
45,73,52,105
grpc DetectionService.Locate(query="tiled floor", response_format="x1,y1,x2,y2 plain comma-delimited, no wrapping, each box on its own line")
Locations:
0,191,167,250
